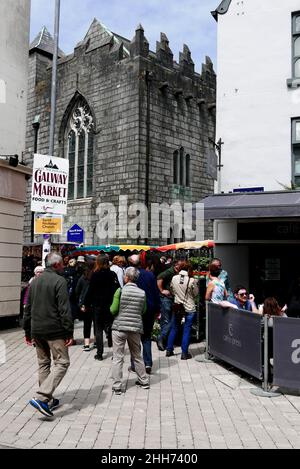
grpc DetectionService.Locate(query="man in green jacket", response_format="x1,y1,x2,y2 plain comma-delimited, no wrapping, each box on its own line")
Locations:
24,252,73,418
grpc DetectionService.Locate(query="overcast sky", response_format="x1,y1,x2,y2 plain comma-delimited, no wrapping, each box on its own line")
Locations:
30,0,218,73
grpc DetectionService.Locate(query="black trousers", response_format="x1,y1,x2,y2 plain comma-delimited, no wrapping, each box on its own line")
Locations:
82,308,95,339
93,306,113,357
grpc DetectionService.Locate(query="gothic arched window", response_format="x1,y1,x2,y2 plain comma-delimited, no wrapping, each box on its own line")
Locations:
173,150,179,184
173,147,191,187
180,147,185,186
67,101,94,200
186,154,191,187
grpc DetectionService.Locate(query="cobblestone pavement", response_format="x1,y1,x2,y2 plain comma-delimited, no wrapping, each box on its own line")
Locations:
1,324,300,449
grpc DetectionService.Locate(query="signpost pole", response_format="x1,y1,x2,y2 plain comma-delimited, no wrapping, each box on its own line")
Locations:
49,0,60,156
42,235,51,268
43,0,61,261
195,301,213,363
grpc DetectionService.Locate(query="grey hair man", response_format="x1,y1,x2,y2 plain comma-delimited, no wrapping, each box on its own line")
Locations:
24,252,74,418
110,267,150,395
127,255,161,375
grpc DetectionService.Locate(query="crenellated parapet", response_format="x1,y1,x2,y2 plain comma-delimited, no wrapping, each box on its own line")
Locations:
201,56,215,77
156,33,174,69
179,44,195,78
130,24,149,59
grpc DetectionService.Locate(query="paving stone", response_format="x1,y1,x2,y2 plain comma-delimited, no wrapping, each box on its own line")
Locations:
2,326,300,449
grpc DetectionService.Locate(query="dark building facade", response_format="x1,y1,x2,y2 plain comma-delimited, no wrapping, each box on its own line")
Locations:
24,20,216,245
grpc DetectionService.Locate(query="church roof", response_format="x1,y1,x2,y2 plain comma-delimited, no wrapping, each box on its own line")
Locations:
211,0,232,21
30,26,65,58
76,19,130,57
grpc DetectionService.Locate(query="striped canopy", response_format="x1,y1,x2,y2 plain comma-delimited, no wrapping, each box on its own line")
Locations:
155,240,215,252
75,244,157,254
74,240,214,255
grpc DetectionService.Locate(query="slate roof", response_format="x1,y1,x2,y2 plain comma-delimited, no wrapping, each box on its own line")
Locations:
75,18,130,57
29,26,65,58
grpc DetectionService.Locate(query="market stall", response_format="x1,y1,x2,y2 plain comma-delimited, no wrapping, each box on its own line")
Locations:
154,240,215,341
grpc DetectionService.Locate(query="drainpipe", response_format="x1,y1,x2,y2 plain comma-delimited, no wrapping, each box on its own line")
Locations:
145,71,152,244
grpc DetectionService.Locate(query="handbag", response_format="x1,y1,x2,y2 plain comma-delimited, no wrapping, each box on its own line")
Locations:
172,278,190,320
172,303,186,320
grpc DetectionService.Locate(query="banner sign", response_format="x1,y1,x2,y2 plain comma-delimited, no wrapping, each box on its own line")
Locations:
206,149,218,181
208,303,263,379
34,213,63,235
31,154,69,215
273,317,300,389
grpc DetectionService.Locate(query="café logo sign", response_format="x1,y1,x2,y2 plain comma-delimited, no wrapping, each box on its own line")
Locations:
31,154,69,215
223,323,242,348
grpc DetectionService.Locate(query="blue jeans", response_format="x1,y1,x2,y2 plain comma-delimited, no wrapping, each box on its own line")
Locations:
142,337,152,368
131,336,153,369
131,309,156,369
158,295,173,341
166,311,196,355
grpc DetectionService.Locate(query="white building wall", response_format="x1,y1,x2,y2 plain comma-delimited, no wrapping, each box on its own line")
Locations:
0,0,31,157
0,1,31,317
216,0,300,192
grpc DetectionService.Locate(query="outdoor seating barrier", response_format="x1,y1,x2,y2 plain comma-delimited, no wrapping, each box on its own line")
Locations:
206,303,264,381
202,304,300,396
272,316,300,391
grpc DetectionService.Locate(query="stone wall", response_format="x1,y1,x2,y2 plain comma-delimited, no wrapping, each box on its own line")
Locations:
24,20,216,246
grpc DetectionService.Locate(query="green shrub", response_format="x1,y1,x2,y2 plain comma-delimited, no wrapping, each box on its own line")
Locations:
189,256,210,271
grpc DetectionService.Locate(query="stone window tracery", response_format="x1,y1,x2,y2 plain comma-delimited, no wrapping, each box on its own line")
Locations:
67,100,94,200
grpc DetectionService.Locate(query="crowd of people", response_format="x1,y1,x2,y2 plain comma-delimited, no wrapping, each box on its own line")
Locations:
23,252,295,418
205,259,289,323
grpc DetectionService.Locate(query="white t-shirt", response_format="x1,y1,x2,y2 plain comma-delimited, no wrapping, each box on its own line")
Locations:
110,265,124,288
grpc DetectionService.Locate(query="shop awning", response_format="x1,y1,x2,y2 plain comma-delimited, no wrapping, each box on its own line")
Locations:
201,191,300,220
155,240,215,252
75,244,157,255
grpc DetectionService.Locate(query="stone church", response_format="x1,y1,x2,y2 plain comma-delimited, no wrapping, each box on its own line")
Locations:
24,19,216,245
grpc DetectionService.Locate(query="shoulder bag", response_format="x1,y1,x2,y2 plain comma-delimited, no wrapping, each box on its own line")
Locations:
172,277,190,320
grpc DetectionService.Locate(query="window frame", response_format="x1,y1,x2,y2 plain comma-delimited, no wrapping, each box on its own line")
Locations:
180,147,185,186
173,147,191,188
292,12,300,79
292,117,300,186
186,154,191,187
65,101,94,201
173,150,179,185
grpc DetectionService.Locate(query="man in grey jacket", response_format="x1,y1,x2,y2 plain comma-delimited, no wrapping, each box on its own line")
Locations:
110,267,150,395
24,252,73,418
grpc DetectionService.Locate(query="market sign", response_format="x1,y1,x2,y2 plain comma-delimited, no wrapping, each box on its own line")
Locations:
34,213,63,235
31,154,69,215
